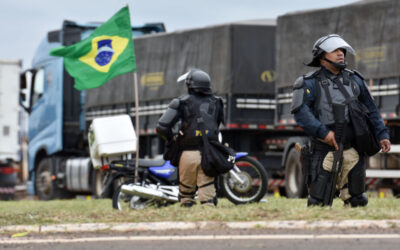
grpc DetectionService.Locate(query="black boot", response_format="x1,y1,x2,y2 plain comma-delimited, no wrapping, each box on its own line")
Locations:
307,195,323,206
344,193,368,207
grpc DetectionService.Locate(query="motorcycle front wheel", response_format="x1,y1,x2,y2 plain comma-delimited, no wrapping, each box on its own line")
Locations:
112,182,148,210
220,155,268,204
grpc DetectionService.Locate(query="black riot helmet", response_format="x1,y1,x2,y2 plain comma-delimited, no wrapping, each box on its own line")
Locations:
177,69,212,95
307,34,356,68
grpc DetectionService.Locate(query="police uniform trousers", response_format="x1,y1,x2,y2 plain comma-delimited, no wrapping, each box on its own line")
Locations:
179,150,216,205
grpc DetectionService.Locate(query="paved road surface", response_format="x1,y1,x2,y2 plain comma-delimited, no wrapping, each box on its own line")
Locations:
2,229,400,250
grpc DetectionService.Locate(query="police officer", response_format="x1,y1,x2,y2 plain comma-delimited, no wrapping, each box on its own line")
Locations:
291,34,391,207
156,69,224,207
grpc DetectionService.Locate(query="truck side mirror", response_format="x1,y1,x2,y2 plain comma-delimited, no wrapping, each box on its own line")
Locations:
19,70,34,113
20,73,27,89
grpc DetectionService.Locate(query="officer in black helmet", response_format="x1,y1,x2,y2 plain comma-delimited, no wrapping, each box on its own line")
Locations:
157,69,224,207
291,34,391,207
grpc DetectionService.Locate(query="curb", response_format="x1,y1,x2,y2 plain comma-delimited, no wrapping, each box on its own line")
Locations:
1,220,400,234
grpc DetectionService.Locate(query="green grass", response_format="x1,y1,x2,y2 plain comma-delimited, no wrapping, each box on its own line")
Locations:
0,197,400,227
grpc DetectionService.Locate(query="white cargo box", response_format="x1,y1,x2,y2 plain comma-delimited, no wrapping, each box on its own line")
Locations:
0,59,21,162
88,115,136,169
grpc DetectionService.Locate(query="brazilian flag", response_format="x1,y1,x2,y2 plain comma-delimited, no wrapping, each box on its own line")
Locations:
50,6,136,90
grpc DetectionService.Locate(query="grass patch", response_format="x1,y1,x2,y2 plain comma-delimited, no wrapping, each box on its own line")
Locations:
0,197,399,226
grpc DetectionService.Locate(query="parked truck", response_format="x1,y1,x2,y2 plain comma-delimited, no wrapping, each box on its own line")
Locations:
276,0,400,197
20,21,166,199
22,18,283,200
0,59,22,200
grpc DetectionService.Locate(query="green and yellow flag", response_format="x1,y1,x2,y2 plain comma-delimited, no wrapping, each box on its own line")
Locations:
50,6,136,90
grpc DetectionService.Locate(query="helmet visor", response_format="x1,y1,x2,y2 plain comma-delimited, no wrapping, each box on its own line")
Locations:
177,72,190,83
319,36,355,55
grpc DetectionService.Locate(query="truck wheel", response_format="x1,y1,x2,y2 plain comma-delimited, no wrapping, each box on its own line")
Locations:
0,170,17,200
91,169,106,198
35,158,73,200
35,158,55,200
285,147,307,198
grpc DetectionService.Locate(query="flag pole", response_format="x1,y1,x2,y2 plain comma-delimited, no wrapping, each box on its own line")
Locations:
133,72,140,184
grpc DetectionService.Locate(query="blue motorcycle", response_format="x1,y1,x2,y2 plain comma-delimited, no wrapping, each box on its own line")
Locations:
104,152,268,210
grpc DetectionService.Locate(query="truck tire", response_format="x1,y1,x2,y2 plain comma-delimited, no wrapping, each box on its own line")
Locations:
0,169,16,200
285,147,307,198
35,158,73,200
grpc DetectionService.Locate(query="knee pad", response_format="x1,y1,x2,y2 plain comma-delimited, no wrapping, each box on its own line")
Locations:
345,193,368,207
348,158,366,196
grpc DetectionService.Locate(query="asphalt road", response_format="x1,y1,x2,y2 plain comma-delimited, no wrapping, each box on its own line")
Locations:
4,238,400,250
2,229,400,250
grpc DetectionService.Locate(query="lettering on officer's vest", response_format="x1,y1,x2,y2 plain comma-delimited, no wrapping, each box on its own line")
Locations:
195,130,209,136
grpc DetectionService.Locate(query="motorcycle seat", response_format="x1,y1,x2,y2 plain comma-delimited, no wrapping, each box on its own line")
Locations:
138,158,166,167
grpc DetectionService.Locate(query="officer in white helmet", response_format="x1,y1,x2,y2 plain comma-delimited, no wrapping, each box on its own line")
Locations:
291,34,391,207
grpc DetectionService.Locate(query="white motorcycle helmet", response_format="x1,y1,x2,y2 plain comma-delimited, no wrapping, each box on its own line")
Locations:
307,34,356,67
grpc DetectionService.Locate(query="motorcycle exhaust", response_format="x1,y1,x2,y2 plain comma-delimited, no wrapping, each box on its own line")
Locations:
121,184,178,202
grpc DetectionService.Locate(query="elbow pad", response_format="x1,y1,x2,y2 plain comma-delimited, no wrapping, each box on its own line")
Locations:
158,98,180,127
157,98,181,140
291,77,305,114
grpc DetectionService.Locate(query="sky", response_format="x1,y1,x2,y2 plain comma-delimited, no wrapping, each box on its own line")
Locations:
1,0,358,69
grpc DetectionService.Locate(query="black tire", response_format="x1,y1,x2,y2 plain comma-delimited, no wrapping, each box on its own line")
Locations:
221,155,268,204
0,167,17,201
35,158,73,200
112,181,148,210
0,183,16,200
112,182,128,210
285,147,307,198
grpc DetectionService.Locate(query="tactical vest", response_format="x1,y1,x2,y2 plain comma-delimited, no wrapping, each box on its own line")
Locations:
178,94,221,148
310,70,360,125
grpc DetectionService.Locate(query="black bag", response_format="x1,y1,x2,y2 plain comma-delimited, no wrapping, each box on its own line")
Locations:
201,140,236,177
198,118,236,177
163,138,181,166
347,101,381,156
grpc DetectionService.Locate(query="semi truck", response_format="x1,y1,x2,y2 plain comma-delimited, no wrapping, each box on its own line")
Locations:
0,59,22,200
276,0,400,197
23,18,282,200
20,20,166,200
